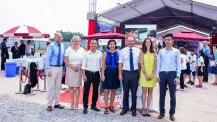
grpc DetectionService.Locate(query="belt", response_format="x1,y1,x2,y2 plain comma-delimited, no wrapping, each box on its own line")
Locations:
160,71,176,74
123,70,138,72
50,65,62,67
86,70,99,74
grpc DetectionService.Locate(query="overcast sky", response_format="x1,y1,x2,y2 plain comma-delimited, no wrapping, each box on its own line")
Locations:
0,0,216,37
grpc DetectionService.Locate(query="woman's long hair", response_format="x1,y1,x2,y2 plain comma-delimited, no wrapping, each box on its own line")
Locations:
199,50,205,58
141,38,154,53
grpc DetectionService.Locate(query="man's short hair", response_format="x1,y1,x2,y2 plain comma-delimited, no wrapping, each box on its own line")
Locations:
3,38,7,41
190,49,194,52
164,33,173,39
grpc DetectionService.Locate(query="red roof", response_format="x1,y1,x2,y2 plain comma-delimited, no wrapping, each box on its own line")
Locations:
173,30,209,41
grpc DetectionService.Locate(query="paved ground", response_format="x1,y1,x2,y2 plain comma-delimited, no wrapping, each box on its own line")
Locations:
0,67,217,122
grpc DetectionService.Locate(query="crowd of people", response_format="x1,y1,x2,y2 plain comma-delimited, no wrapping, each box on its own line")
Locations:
45,32,216,121
0,38,35,70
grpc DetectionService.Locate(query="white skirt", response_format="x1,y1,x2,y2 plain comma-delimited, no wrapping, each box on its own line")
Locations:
65,65,82,87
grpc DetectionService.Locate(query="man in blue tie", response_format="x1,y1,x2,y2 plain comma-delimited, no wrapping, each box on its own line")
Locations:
118,35,141,117
46,32,65,112
157,33,181,121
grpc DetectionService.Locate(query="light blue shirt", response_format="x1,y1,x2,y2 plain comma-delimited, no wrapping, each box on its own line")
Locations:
203,46,210,57
214,50,217,60
46,41,65,73
157,47,181,77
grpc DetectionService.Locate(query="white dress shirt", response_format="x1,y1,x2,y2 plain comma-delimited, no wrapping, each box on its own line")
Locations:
82,50,102,72
118,47,141,71
25,44,32,53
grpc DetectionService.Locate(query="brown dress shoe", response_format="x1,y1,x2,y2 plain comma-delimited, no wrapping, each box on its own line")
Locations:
157,114,165,119
170,115,175,121
54,104,64,109
47,106,52,112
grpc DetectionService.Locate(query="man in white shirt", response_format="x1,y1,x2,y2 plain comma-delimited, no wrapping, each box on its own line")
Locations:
118,36,141,117
82,39,102,114
25,40,32,56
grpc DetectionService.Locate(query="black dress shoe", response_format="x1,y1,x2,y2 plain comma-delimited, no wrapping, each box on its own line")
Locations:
54,104,64,109
170,115,175,121
120,110,127,115
83,108,88,114
132,110,137,117
47,106,52,112
91,106,100,111
157,114,165,119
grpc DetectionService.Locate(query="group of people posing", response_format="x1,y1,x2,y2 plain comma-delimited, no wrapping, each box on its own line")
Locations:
45,32,212,121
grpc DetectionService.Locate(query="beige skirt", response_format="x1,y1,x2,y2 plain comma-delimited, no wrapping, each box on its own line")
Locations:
65,65,82,87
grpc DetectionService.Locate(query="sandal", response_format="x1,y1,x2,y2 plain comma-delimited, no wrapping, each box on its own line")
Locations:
142,109,146,116
109,106,116,113
104,108,108,114
146,109,151,117
212,82,217,85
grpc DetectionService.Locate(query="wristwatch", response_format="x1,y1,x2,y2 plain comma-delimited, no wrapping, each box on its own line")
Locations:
176,76,180,78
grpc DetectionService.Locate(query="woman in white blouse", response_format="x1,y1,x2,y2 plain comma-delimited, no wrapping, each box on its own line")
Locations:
64,36,85,110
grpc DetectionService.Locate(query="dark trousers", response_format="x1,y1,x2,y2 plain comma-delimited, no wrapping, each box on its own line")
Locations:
180,70,185,89
83,71,100,109
159,71,176,116
1,57,6,70
203,64,209,82
122,70,139,110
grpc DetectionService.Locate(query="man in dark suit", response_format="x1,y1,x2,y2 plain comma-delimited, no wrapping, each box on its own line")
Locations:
19,40,25,58
11,42,19,59
1,38,9,70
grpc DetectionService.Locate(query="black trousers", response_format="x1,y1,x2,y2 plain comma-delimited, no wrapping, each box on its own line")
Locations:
1,57,6,70
122,70,139,111
83,71,100,109
159,71,176,116
180,70,185,89
203,64,209,82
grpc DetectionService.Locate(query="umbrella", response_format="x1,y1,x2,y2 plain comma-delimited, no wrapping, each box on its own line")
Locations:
83,30,125,39
173,30,209,41
3,25,50,39
0,34,3,38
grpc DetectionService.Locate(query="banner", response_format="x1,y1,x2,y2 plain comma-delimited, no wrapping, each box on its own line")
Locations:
125,24,157,48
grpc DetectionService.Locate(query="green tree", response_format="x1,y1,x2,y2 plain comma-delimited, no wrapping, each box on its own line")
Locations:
57,30,85,42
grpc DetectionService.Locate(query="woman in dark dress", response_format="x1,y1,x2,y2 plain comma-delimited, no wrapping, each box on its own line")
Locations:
101,40,120,114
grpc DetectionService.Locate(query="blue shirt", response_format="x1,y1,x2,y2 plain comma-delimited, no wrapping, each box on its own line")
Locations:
203,46,210,57
46,41,65,73
214,50,217,60
105,50,119,68
157,47,181,77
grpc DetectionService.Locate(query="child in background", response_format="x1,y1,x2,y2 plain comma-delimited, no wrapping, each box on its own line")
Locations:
189,49,197,85
196,50,204,88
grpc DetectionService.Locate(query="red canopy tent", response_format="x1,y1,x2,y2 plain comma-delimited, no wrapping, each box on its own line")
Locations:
2,25,50,39
173,30,209,41
83,30,125,39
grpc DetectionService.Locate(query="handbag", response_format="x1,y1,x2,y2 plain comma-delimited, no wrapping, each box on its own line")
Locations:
23,83,31,94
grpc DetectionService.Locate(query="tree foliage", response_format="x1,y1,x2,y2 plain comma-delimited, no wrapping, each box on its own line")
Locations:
57,30,85,42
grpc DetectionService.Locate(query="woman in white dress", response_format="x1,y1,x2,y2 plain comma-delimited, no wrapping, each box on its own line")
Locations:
64,36,85,110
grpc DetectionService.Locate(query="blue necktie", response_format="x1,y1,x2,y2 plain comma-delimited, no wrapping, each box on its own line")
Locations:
130,48,134,71
57,44,61,65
